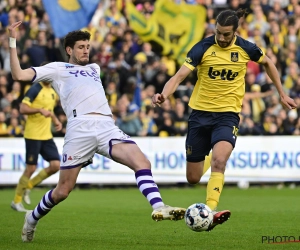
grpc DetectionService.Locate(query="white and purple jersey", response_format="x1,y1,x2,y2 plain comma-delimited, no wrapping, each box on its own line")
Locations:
32,62,112,120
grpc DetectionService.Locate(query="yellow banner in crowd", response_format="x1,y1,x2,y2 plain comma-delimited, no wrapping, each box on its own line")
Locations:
127,0,206,64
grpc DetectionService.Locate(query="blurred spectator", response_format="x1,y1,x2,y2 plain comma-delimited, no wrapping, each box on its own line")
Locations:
115,94,142,136
10,80,21,101
247,27,266,50
0,111,8,136
104,0,127,27
97,17,110,41
173,100,188,136
293,117,300,135
0,36,10,72
245,71,257,92
228,0,242,11
265,94,282,117
283,109,298,135
1,92,14,114
284,61,299,91
276,109,287,135
7,107,24,126
141,42,156,64
25,31,48,67
141,85,155,109
262,113,278,135
239,115,262,135
158,112,178,137
0,74,8,99
90,2,108,28
248,5,270,35
151,63,171,94
139,105,158,136
106,81,119,112
248,84,266,124
7,117,23,137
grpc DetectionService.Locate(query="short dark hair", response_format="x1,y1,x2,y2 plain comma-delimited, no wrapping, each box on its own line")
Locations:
63,30,91,57
216,8,247,31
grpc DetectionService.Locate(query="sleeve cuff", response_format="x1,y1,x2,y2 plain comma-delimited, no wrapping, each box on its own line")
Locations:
183,62,195,71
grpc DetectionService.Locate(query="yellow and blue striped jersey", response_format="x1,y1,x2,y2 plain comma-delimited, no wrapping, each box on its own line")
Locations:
184,35,265,113
22,82,58,140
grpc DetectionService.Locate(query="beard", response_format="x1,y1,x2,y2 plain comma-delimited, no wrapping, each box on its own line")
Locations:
78,58,89,66
71,55,89,66
217,35,235,48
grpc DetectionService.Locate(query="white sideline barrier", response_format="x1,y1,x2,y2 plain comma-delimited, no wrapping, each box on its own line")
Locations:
0,137,299,184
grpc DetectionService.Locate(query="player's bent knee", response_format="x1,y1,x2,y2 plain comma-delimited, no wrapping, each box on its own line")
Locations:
211,158,227,172
133,158,151,171
186,175,201,184
49,161,60,173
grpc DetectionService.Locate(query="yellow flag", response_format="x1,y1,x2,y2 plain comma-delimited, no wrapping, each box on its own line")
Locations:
127,0,206,64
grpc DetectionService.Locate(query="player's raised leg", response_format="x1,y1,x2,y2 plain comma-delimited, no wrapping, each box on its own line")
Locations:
111,142,186,221
22,165,82,242
206,210,231,232
205,141,232,231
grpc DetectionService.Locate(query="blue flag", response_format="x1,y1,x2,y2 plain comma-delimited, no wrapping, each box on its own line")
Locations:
42,0,100,38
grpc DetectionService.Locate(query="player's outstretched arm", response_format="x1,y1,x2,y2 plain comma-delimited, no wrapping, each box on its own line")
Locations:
260,55,297,110
152,64,191,107
8,21,36,82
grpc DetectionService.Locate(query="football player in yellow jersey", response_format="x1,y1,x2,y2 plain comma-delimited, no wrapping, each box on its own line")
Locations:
152,9,297,231
11,79,62,212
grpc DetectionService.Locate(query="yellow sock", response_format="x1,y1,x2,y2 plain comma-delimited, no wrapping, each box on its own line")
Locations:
202,152,212,175
206,172,224,211
27,169,49,189
14,175,29,203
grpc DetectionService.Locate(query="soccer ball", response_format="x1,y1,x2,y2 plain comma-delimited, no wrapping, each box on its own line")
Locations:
184,203,213,232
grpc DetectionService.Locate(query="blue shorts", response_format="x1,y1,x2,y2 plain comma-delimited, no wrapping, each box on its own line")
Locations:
185,110,240,162
25,138,60,165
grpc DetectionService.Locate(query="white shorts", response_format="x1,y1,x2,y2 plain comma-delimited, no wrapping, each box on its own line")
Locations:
60,115,135,169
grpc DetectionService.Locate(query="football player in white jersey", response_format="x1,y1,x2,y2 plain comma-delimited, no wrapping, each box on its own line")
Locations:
8,21,186,242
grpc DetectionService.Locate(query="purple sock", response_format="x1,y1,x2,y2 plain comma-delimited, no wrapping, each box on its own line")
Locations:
135,169,164,209
28,189,56,225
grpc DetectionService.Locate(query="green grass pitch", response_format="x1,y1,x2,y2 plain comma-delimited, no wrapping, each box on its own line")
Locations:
0,186,299,250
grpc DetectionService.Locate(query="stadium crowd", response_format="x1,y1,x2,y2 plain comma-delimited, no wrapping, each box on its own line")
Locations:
0,0,299,138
